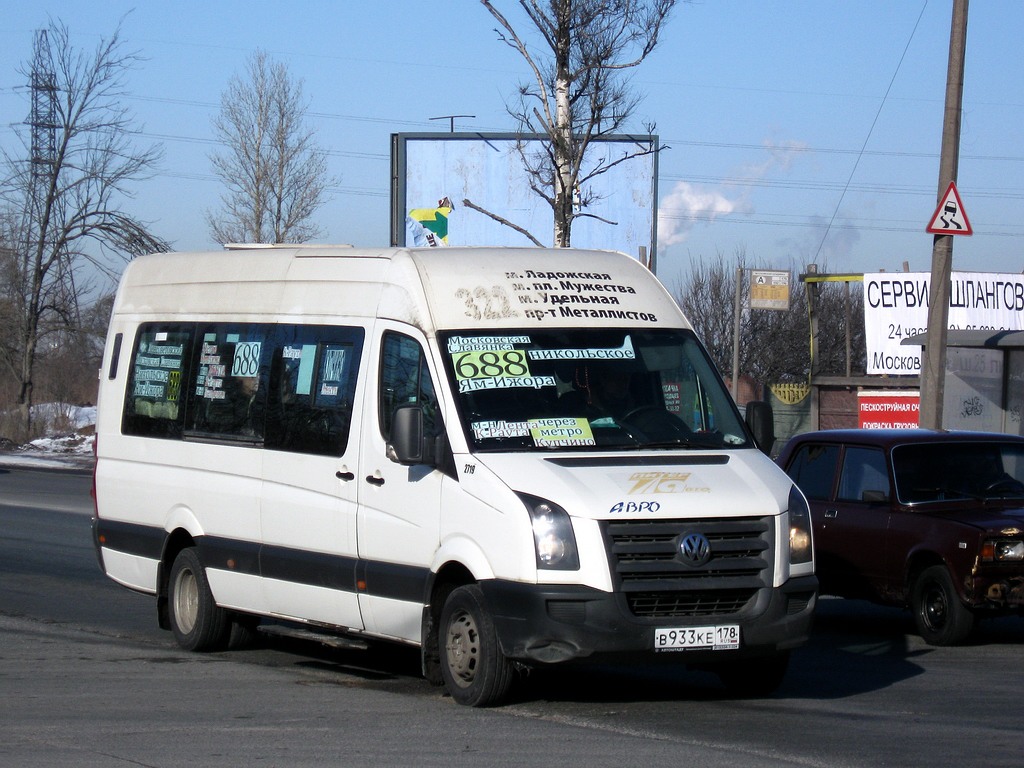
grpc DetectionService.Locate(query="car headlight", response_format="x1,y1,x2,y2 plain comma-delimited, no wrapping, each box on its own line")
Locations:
982,539,1024,561
788,485,813,565
518,493,580,571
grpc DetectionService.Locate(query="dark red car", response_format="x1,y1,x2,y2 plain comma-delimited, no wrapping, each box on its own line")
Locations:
777,429,1024,645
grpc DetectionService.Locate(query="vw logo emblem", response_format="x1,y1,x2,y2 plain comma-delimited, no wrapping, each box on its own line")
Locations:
679,532,711,566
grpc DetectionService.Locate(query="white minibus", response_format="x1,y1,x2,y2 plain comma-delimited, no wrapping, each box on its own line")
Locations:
92,245,816,706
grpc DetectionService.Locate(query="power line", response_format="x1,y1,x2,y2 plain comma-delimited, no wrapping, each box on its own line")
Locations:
662,173,1024,200
658,209,1024,237
660,138,1024,163
812,1,930,259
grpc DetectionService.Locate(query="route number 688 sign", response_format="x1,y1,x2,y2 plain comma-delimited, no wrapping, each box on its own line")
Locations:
231,341,262,377
453,349,531,380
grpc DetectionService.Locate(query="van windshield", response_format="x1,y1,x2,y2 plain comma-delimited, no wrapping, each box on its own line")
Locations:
439,328,752,452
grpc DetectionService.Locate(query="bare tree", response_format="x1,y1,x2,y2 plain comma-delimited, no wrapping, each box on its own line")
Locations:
0,20,168,441
481,0,675,247
676,252,865,392
207,50,332,245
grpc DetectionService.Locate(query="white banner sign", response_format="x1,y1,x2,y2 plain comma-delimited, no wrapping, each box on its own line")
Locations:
863,272,1024,375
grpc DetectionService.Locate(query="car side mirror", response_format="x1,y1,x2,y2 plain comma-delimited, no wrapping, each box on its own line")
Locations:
745,400,776,455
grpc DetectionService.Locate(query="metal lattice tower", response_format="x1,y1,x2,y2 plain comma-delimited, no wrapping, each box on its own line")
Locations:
29,28,58,178
27,28,80,325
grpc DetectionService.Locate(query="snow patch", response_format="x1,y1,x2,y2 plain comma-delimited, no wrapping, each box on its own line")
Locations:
0,403,97,470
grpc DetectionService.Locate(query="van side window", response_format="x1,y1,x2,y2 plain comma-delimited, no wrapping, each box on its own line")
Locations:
264,325,364,455
187,325,270,440
123,325,192,438
380,332,437,439
122,322,363,454
785,443,839,500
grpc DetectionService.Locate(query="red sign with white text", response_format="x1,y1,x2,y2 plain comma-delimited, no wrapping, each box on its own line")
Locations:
859,391,920,429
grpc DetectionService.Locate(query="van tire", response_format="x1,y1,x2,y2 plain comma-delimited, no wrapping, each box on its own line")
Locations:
168,547,230,652
439,585,514,707
911,565,975,646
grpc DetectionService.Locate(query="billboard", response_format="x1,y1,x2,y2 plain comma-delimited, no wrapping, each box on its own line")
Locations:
391,132,658,269
863,272,1024,375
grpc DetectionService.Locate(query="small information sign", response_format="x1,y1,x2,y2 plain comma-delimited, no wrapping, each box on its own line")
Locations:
750,270,790,311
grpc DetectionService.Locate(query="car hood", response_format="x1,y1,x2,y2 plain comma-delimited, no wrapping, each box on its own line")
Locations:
918,504,1024,534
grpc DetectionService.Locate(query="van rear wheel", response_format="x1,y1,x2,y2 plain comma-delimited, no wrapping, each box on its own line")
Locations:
439,585,514,707
168,547,230,652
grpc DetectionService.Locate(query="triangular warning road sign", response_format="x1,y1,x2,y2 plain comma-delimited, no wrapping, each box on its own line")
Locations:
927,181,972,235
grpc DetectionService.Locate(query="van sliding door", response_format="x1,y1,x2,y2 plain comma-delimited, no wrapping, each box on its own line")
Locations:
259,324,366,630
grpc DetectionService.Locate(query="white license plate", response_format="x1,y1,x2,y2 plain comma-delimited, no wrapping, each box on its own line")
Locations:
655,625,740,652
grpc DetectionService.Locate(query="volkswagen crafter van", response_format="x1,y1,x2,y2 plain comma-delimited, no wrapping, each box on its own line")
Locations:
92,245,816,706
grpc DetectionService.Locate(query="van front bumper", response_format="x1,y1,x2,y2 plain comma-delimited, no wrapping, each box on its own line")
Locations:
479,576,817,665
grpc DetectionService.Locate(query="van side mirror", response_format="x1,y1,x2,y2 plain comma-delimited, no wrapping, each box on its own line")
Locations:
745,400,776,455
387,403,456,476
388,404,426,465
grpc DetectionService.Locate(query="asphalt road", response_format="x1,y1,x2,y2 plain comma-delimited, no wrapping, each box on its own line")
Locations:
2,464,1023,767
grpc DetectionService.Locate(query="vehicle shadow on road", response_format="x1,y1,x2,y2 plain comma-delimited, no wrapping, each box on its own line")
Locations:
219,597,1024,706
783,596,1024,700
514,596,1023,705
781,597,931,700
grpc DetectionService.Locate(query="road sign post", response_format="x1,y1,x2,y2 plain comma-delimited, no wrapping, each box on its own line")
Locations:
920,0,969,432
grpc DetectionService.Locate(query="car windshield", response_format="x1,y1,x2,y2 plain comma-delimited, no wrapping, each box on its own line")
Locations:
892,441,1024,503
440,328,751,452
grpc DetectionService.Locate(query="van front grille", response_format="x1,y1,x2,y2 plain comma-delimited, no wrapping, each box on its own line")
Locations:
603,517,773,619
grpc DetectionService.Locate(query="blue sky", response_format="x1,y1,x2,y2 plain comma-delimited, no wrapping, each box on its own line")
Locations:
1,1,1021,290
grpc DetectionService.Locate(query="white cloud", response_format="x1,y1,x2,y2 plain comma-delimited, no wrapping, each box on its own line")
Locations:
657,137,810,249
658,182,739,247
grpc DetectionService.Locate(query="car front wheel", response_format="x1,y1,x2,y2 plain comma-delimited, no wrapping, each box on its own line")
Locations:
911,565,975,646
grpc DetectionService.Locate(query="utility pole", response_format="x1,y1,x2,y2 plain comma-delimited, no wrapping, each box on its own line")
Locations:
919,0,969,430
731,267,742,400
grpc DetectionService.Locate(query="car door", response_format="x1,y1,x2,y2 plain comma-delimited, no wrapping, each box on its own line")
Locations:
356,325,445,643
818,445,893,599
259,324,366,630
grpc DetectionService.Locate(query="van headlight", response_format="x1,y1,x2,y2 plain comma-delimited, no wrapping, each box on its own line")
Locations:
517,493,580,571
788,485,813,565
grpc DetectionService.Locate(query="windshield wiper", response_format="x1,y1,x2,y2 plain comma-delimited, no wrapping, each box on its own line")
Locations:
982,477,1024,498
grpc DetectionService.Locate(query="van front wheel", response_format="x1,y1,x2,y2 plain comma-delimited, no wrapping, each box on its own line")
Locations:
168,547,230,652
439,585,514,707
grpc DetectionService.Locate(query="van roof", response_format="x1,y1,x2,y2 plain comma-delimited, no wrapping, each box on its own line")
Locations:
113,246,689,333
